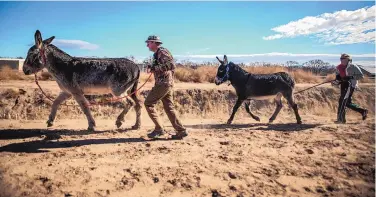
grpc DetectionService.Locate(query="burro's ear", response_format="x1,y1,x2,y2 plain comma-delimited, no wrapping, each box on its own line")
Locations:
35,30,43,49
223,55,228,64
43,36,55,45
216,56,223,64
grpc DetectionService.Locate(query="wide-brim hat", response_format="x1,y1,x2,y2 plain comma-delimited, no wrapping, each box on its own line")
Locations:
145,35,163,44
340,53,351,60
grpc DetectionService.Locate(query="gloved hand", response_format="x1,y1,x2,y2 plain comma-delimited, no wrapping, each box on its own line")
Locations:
343,76,354,81
331,80,340,87
146,65,155,73
335,74,342,81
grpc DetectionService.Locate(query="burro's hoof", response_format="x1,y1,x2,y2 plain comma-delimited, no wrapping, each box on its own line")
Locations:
131,125,140,130
87,127,95,132
297,120,302,124
115,120,122,129
46,121,53,127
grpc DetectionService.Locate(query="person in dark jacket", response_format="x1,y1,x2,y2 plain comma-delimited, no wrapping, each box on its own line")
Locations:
331,53,368,124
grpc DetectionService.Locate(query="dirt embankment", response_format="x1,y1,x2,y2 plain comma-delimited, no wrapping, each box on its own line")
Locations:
0,85,374,122
0,83,374,197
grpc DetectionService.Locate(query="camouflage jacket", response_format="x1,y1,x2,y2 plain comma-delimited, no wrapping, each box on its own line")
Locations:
149,47,176,86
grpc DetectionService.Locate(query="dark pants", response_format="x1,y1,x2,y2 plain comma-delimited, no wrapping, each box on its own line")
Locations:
337,81,366,122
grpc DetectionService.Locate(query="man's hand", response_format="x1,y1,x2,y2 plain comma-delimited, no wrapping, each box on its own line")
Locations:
343,76,354,81
146,65,155,73
331,80,340,87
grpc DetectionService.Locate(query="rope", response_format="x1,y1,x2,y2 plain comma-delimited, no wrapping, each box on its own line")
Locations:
294,80,335,95
34,73,153,107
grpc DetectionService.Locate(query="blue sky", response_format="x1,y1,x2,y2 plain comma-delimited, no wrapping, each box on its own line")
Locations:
0,1,375,66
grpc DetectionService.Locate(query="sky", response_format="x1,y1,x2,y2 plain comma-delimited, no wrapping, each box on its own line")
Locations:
0,1,375,66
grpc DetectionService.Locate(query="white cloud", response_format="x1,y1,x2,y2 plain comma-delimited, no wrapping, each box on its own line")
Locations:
185,48,210,55
52,39,99,50
173,53,375,67
263,5,376,45
175,53,376,58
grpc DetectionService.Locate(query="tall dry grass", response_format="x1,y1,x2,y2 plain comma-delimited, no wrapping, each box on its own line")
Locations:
244,66,321,83
0,65,31,80
175,66,218,83
0,66,54,81
173,65,323,84
1,64,374,84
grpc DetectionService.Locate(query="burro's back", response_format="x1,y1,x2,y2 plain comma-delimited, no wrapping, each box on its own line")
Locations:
67,57,141,95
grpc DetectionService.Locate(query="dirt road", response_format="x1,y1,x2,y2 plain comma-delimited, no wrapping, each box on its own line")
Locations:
0,114,374,197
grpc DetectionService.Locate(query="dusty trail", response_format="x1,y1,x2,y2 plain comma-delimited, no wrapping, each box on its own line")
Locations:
0,81,374,197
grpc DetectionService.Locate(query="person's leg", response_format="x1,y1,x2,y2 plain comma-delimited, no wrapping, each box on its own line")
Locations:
336,82,350,123
161,87,188,139
161,87,186,131
144,84,170,137
346,86,368,120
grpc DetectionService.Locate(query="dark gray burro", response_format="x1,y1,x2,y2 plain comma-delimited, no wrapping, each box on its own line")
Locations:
23,30,142,131
214,55,302,124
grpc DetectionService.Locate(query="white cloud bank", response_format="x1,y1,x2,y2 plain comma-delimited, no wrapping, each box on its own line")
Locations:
174,53,376,67
263,5,376,45
53,39,99,50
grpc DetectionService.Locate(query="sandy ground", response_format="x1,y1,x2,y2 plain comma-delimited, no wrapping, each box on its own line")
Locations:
0,113,374,197
0,80,375,197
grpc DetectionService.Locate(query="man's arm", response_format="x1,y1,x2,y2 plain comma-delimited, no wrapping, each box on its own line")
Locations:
154,49,175,72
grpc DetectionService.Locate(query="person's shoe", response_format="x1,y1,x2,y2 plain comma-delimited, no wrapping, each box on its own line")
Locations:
334,120,346,124
147,130,165,139
362,109,368,120
171,130,188,140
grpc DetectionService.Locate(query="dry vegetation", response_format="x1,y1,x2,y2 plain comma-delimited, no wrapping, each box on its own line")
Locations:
155,65,325,84
0,66,32,80
1,64,374,84
0,66,54,81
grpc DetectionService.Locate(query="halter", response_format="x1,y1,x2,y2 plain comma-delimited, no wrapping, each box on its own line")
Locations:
39,46,47,65
216,63,230,83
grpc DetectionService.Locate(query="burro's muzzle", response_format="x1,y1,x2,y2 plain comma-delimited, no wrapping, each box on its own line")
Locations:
215,76,223,85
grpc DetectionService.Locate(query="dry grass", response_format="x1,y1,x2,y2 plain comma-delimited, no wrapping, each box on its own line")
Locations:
175,66,217,83
1,64,373,84
290,69,321,83
1,88,19,99
244,66,321,83
360,76,375,83
244,66,285,74
140,72,155,84
174,65,323,84
0,66,31,80
39,70,54,80
0,67,55,81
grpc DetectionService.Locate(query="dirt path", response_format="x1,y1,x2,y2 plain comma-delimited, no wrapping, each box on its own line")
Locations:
0,115,374,197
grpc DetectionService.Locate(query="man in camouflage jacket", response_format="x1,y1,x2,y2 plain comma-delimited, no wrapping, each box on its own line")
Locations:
144,35,188,139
